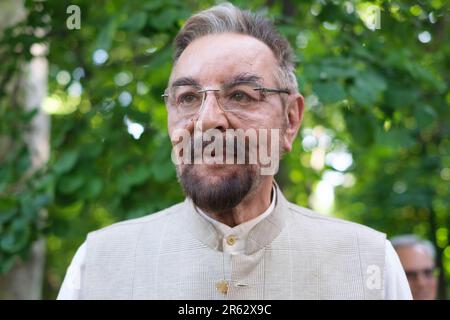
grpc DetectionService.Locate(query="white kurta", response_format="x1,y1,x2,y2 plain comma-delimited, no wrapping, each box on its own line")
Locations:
58,186,411,299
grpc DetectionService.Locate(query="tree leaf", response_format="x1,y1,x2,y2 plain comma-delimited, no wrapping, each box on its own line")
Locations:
313,81,347,104
53,150,79,175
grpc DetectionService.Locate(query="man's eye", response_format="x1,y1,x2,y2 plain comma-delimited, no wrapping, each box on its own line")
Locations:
179,94,199,104
229,91,252,102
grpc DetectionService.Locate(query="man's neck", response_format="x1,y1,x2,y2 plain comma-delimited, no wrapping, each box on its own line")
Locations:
202,176,274,227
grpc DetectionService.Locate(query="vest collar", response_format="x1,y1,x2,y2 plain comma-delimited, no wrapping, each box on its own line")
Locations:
182,182,289,255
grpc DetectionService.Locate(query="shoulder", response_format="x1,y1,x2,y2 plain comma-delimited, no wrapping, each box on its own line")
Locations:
86,201,185,243
282,201,387,280
286,201,386,241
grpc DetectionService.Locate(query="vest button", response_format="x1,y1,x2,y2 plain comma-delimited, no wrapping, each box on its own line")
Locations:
215,280,229,295
226,235,237,246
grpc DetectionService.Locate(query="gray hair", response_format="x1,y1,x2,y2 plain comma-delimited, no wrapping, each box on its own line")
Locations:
390,234,436,260
173,3,298,91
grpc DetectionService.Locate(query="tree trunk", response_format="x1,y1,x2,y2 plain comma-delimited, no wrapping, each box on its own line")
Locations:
0,239,46,299
0,0,49,300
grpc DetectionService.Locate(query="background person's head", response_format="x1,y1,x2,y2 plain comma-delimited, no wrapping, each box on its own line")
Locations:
391,235,438,300
165,3,304,213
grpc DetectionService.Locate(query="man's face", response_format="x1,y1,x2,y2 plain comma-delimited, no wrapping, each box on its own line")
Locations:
396,245,437,300
166,33,303,212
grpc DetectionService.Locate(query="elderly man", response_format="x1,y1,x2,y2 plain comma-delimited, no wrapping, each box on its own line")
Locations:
391,235,438,300
58,3,411,299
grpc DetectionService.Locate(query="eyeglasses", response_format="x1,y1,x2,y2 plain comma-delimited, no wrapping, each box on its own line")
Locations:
405,268,439,281
162,84,290,118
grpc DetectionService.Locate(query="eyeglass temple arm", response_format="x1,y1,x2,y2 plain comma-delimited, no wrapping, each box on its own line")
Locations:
253,87,290,94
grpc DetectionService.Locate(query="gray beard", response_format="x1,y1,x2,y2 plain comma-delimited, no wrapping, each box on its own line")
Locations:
178,164,257,213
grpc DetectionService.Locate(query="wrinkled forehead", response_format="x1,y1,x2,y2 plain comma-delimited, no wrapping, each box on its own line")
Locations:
170,33,279,87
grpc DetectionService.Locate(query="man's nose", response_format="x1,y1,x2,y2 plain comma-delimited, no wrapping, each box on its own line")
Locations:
195,92,229,132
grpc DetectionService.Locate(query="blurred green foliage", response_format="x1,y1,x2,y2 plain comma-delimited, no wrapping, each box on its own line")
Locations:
0,0,449,299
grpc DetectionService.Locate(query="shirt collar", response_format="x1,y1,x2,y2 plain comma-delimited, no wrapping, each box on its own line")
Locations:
182,182,288,255
194,186,276,255
195,185,276,235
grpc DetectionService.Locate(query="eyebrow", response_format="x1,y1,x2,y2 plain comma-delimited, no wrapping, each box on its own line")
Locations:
223,73,263,90
171,77,201,88
170,73,264,90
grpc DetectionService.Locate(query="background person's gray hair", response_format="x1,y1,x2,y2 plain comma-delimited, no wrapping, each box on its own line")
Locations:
390,234,436,260
173,2,298,91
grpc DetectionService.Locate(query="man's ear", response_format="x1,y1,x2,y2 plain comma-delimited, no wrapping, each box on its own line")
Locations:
282,93,304,153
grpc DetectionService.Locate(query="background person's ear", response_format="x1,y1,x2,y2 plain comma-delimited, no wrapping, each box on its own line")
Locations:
282,93,304,153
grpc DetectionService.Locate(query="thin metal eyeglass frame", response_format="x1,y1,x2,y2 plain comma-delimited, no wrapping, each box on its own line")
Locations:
161,87,290,115
161,86,290,100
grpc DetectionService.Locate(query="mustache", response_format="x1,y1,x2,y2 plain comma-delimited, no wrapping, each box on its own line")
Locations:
186,135,254,163
170,127,281,173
